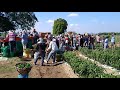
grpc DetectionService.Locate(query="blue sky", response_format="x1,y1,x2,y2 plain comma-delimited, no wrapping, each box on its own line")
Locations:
34,12,120,34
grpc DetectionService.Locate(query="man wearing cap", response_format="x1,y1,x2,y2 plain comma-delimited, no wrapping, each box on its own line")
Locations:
34,38,47,66
44,38,58,64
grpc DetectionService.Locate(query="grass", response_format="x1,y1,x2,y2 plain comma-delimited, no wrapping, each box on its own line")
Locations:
0,65,16,73
0,57,22,73
64,51,120,78
115,35,120,44
79,46,120,70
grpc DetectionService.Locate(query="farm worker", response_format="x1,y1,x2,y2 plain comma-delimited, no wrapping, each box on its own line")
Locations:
88,35,95,49
59,39,65,53
78,34,81,46
34,38,47,66
57,35,61,48
21,30,28,50
6,30,17,53
80,35,84,47
48,33,52,40
56,37,60,49
84,35,88,47
29,34,34,45
45,37,53,59
44,38,58,64
18,31,22,38
111,34,115,49
96,34,101,43
72,34,77,47
104,36,109,50
31,29,39,44
45,34,52,47
65,34,69,46
102,36,105,48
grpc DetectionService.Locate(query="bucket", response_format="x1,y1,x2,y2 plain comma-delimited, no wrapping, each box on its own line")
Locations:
18,74,28,78
23,49,31,58
56,54,63,62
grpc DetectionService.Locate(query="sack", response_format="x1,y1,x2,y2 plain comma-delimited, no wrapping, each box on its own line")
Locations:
1,46,10,57
23,49,31,58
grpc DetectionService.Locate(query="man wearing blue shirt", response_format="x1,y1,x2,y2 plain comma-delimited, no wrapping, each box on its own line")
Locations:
104,36,109,50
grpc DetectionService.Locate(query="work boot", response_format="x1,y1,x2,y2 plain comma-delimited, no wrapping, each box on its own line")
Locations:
34,62,37,65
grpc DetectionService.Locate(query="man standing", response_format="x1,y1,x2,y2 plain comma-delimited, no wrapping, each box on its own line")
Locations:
96,34,101,43
21,30,28,50
72,34,77,47
44,38,58,64
34,38,47,66
6,30,16,55
31,29,39,44
89,35,95,49
104,36,109,50
111,34,115,49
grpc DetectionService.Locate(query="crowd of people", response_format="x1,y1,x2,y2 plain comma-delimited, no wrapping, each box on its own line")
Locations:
33,32,116,66
0,29,116,66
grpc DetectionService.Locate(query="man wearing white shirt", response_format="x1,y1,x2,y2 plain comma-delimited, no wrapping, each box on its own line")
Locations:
111,34,115,49
44,38,58,64
104,36,109,50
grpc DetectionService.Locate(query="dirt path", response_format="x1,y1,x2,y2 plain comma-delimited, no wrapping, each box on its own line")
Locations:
29,60,78,78
74,51,120,76
0,57,78,78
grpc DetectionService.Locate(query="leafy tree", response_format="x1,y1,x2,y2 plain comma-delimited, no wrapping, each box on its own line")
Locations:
0,16,15,32
53,18,68,35
0,12,38,32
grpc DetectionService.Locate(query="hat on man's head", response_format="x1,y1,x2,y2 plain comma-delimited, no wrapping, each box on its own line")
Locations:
37,38,43,43
53,38,56,42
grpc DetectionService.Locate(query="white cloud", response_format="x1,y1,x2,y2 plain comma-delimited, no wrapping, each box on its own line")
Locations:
70,24,79,27
68,13,79,17
67,24,80,33
46,19,54,27
46,20,54,23
70,24,74,26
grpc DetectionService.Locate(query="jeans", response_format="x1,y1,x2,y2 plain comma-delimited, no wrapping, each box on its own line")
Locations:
89,43,94,49
34,52,45,65
47,50,57,63
9,41,16,53
73,40,76,47
104,43,108,49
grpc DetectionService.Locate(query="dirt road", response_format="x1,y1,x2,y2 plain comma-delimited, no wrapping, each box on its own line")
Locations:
0,57,78,78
